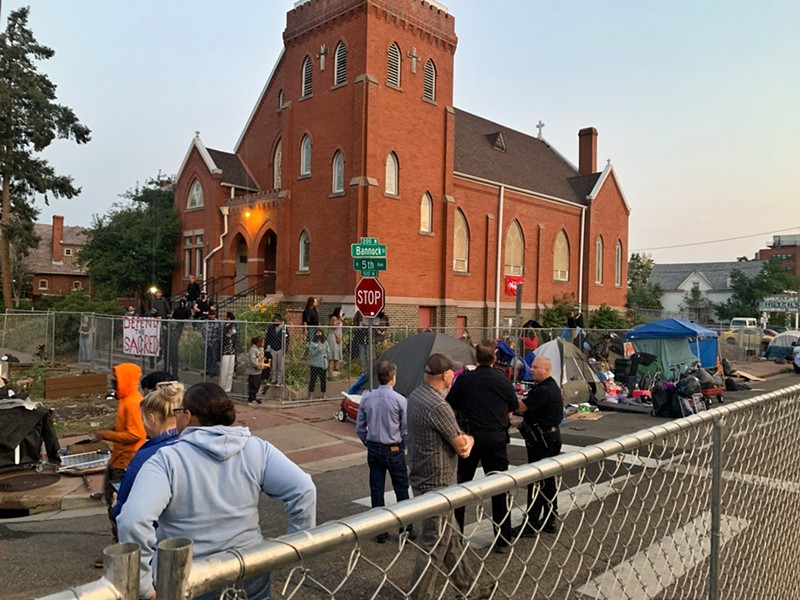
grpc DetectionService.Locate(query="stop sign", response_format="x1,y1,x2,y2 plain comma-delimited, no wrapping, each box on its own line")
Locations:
355,277,385,318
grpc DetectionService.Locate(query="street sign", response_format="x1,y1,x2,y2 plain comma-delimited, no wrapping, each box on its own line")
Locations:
758,295,800,312
351,238,387,258
355,277,385,318
353,258,387,272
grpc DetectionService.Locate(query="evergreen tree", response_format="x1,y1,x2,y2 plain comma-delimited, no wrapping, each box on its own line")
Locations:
0,7,91,308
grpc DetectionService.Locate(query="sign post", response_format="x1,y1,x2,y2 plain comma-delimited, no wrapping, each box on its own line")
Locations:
352,237,387,389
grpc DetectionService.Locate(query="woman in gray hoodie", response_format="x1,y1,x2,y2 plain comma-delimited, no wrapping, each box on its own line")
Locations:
118,382,317,600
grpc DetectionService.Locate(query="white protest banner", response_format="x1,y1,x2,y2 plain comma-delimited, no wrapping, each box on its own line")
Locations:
123,316,161,357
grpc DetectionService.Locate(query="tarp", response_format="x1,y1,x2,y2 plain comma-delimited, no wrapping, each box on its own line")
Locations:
625,318,718,340
764,330,800,360
626,318,719,373
534,339,601,404
370,332,476,397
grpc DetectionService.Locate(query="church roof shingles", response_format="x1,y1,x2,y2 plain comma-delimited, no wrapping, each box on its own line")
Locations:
207,148,258,191
454,108,592,205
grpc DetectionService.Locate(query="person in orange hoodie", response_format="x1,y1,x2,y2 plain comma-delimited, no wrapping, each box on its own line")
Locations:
96,362,146,544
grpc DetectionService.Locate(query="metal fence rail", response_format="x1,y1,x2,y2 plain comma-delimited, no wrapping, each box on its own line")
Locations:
40,384,800,600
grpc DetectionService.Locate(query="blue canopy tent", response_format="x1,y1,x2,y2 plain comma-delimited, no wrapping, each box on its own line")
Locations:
625,319,719,377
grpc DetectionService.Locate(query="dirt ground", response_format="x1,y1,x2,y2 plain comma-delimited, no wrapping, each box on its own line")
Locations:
45,394,117,438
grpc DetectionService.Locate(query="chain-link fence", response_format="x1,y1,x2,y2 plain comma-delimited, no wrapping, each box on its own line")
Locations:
40,383,800,600
0,310,784,403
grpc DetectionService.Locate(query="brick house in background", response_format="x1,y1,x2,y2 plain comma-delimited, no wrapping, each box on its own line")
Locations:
172,0,630,329
27,215,91,299
756,234,799,276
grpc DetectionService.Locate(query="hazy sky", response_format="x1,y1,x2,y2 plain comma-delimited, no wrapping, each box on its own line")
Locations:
6,0,800,265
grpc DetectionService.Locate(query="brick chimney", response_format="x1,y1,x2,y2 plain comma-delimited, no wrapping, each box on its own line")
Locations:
52,215,64,262
578,127,598,175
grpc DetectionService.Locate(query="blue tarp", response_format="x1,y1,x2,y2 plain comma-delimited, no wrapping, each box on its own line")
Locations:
625,318,718,340
626,319,719,372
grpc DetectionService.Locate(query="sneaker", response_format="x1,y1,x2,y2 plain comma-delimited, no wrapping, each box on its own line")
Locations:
493,541,510,554
256,398,263,404
94,557,104,569
375,532,389,544
511,524,537,539
248,400,258,406
541,521,558,534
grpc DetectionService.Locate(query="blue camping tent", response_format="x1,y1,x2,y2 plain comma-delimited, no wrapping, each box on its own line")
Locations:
626,318,719,375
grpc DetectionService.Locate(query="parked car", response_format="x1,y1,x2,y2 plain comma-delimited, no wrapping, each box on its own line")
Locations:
720,328,774,353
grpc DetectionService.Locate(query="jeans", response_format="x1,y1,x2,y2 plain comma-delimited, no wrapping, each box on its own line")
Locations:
194,573,270,600
366,442,410,509
103,465,126,543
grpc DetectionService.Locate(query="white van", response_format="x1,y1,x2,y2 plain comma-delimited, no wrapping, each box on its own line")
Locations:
730,317,758,329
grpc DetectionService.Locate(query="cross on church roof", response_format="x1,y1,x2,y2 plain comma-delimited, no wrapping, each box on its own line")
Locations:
536,120,545,139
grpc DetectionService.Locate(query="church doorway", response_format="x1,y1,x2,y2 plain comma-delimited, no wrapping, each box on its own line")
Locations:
260,229,277,295
235,237,248,294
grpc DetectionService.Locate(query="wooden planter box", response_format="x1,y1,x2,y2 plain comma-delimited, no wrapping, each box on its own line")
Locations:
44,373,108,399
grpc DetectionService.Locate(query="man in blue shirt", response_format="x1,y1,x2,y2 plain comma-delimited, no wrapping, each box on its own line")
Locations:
356,360,414,543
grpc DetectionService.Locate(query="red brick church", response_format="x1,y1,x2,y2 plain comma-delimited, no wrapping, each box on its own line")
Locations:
173,0,630,328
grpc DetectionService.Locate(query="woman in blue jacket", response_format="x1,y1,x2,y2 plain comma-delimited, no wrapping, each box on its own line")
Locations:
112,381,182,521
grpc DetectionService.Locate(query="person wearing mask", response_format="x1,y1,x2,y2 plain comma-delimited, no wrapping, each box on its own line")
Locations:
118,382,316,600
111,381,183,522
308,329,331,398
95,363,146,551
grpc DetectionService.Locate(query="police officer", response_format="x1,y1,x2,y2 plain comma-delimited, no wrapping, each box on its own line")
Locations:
518,356,562,534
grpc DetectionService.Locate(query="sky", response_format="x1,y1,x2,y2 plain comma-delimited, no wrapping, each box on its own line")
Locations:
5,0,800,266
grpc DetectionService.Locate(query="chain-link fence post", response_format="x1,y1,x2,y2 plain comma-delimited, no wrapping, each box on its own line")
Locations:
709,415,725,600
155,537,193,600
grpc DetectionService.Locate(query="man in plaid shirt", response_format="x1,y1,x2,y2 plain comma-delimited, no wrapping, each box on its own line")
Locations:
407,354,491,600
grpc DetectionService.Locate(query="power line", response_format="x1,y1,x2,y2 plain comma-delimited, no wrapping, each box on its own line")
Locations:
632,226,799,252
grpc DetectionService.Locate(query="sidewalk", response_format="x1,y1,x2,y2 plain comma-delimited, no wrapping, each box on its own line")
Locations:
1,359,795,518
0,396,364,518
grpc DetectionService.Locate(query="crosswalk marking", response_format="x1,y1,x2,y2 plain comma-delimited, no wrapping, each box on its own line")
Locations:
575,512,749,599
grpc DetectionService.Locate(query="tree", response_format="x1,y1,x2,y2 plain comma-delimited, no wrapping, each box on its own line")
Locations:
715,261,800,322
0,7,91,308
7,191,40,305
80,178,180,304
679,287,714,323
540,293,578,328
626,253,663,322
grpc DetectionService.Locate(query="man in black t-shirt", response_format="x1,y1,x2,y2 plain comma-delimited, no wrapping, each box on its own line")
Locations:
518,356,563,535
447,339,518,553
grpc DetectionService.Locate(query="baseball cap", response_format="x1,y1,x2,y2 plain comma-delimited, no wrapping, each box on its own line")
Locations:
424,353,461,375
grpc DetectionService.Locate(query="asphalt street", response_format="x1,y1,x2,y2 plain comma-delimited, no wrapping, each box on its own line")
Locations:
3,371,798,599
